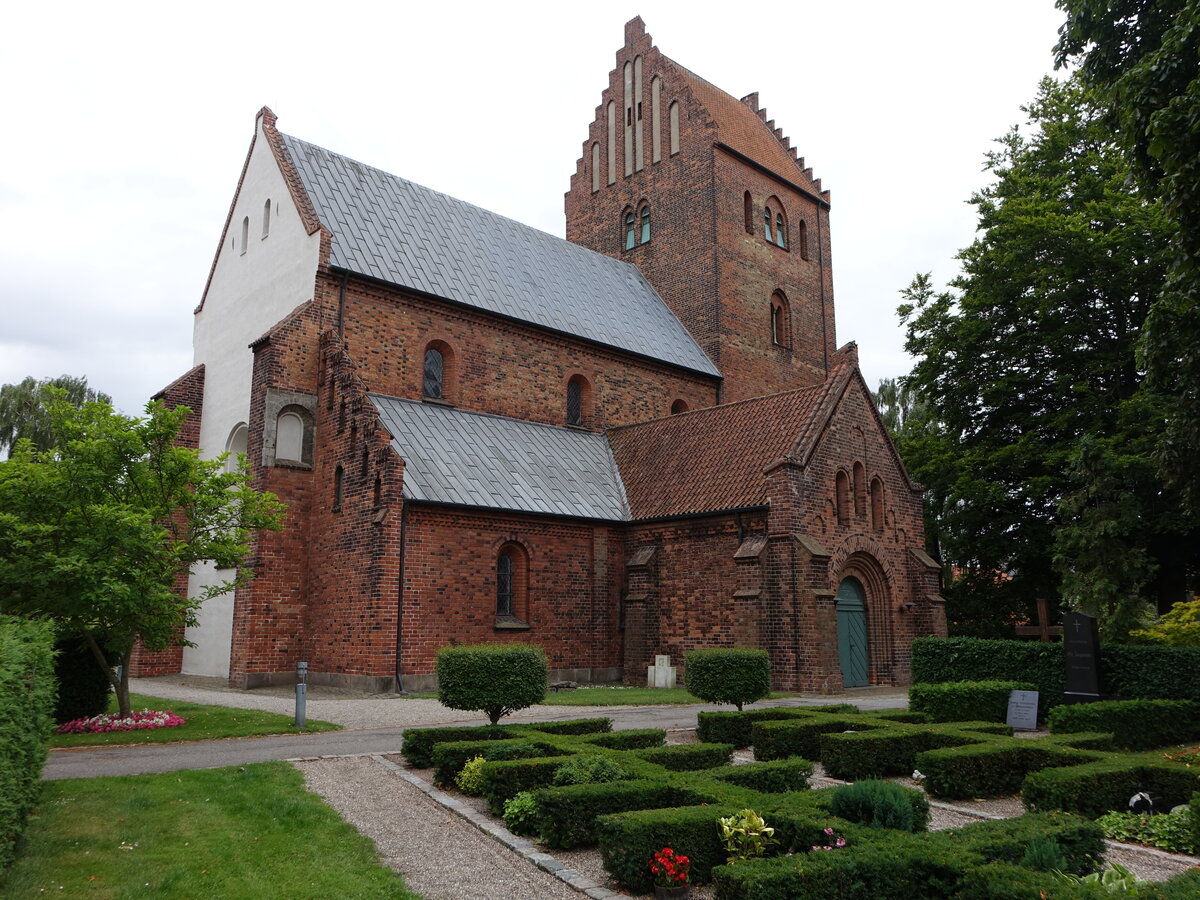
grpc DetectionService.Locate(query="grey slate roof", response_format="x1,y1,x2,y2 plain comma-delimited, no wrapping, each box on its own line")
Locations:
280,134,720,377
370,395,630,521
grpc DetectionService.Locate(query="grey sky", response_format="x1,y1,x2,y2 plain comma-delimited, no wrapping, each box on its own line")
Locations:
0,1,1066,414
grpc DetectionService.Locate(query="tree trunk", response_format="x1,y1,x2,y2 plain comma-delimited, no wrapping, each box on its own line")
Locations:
82,630,132,717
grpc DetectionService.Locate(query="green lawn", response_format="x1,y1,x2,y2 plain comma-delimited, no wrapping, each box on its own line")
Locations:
1,763,420,899
49,693,340,748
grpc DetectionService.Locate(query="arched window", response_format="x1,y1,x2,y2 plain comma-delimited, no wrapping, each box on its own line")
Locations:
565,374,592,427
798,219,809,260
744,192,754,234
763,209,774,243
496,542,529,623
853,462,867,518
591,142,601,193
770,291,790,347
276,412,304,462
240,216,249,255
333,465,344,509
224,423,249,473
669,101,680,155
870,477,884,531
262,199,271,238
835,470,851,526
671,399,689,415
640,205,651,244
776,213,788,249
624,210,636,249
764,198,788,249
423,347,444,399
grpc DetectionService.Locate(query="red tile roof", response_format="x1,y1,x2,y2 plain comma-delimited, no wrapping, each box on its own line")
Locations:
671,63,825,197
609,380,836,520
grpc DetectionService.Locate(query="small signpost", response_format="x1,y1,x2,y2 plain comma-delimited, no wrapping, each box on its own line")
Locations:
295,660,308,728
647,654,677,689
1063,612,1102,704
1006,689,1040,731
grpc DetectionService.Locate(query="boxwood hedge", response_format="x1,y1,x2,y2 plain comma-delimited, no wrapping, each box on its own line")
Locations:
909,680,1037,724
1047,699,1200,750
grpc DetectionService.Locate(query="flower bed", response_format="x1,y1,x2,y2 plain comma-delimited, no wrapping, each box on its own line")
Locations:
55,709,186,735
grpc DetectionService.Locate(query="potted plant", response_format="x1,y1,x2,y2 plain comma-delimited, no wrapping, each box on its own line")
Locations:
648,846,691,899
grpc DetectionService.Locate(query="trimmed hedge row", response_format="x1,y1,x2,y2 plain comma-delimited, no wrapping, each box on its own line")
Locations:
634,743,733,772
430,738,558,784
909,681,1037,723
912,637,1200,706
1022,756,1200,819
0,617,57,873
402,725,514,768
536,780,711,849
916,740,1103,801
1047,699,1200,750
578,728,665,750
709,758,813,794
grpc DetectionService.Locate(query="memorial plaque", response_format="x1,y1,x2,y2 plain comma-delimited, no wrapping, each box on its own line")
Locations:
1063,611,1102,703
1006,689,1039,730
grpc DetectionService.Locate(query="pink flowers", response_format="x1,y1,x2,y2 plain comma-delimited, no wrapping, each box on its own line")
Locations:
55,709,186,735
811,826,847,852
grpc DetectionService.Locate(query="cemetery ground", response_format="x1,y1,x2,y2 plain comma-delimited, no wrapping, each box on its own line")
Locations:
14,679,1200,899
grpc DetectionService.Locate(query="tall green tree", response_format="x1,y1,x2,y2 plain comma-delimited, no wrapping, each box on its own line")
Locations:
899,75,1188,639
0,375,110,454
0,395,284,716
1057,0,1200,512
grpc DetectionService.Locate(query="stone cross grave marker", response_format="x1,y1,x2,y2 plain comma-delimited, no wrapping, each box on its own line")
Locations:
647,654,677,689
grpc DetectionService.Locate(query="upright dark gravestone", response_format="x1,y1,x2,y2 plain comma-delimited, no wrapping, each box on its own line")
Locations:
1063,611,1103,703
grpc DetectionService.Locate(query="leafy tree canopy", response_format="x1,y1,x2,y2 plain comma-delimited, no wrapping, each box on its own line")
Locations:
0,394,284,715
0,375,110,454
897,75,1195,640
1057,0,1200,511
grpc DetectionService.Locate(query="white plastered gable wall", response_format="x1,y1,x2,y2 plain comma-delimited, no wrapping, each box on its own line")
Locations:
184,113,321,677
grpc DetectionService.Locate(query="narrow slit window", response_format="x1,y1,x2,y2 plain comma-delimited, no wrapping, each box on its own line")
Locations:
567,379,583,426
333,465,344,509
262,199,271,238
744,192,753,234
624,211,636,250
776,213,787,248
240,216,249,255
497,552,514,616
640,206,651,244
763,210,773,243
423,348,444,399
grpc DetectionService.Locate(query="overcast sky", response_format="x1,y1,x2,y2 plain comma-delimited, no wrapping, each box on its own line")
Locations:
0,0,1068,415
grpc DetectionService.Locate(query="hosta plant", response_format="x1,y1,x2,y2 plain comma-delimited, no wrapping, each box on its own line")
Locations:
718,808,778,863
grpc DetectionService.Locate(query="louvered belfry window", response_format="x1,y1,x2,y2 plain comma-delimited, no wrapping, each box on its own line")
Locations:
423,348,444,399
497,552,514,616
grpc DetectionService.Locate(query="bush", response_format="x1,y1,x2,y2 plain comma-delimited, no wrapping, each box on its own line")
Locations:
959,863,1117,900
0,616,57,873
909,680,1037,724
597,803,738,893
828,779,929,832
481,756,570,813
1161,868,1200,899
502,790,540,837
635,743,733,772
456,755,487,795
431,738,552,785
1193,792,1200,857
435,643,548,725
917,741,1093,800
578,728,664,750
1096,808,1197,854
1047,699,1200,750
527,717,611,736
401,724,513,767
51,631,112,724
552,753,629,786
711,758,813,793
683,648,771,711
952,812,1104,876
534,780,709,849
1022,759,1200,819
752,715,875,761
1103,644,1200,701
696,708,807,748
820,726,978,782
1020,834,1069,871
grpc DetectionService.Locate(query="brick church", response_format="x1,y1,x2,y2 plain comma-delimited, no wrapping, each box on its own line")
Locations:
137,17,945,692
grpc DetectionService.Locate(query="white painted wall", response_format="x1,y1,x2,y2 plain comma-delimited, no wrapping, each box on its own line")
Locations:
183,114,321,677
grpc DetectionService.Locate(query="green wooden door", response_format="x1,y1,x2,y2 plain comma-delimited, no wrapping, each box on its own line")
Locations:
836,577,869,688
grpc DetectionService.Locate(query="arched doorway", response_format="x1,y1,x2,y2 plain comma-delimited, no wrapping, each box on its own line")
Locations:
836,577,869,687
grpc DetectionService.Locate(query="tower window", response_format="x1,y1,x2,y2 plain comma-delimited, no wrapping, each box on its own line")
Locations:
798,219,809,260
262,199,271,238
776,213,787,249
333,465,344,509
671,399,689,415
640,205,651,244
764,198,789,250
763,209,773,243
744,192,753,234
240,216,249,255
770,291,791,347
566,374,592,427
624,211,636,250
423,347,444,399
669,101,680,155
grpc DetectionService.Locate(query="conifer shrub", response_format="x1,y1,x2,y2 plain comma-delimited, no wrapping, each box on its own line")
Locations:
683,648,771,711
909,680,1037,723
1019,834,1069,871
0,616,57,873
551,753,629,786
436,643,548,725
828,779,929,832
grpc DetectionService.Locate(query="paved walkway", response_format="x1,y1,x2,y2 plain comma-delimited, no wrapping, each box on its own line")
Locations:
44,676,908,780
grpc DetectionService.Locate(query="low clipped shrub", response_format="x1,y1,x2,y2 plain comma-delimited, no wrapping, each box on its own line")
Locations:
481,756,570,813
635,743,733,772
711,758,813,793
1047,699,1200,750
909,680,1037,724
752,715,875,761
535,780,709,849
950,812,1104,876
456,755,487,795
828,779,929,831
402,724,513,768
912,637,1065,707
1193,792,1200,856
1022,758,1200,818
0,616,57,873
502,790,540,837
551,753,629,786
959,863,1115,900
917,741,1092,800
528,717,611,736
435,643,548,725
1161,868,1200,899
683,648,771,711
578,728,664,750
597,803,736,894
820,725,978,782
431,738,553,785
51,631,113,724
696,708,805,747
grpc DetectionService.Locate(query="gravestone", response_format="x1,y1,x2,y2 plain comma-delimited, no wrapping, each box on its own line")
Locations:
647,654,677,689
1063,611,1102,703
1006,689,1039,730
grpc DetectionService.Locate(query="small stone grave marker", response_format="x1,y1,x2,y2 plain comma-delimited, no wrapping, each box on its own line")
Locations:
647,654,677,689
1006,689,1039,730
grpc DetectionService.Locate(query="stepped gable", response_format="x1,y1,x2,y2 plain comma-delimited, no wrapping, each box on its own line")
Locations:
608,382,831,520
277,132,719,377
370,395,629,521
669,62,828,199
